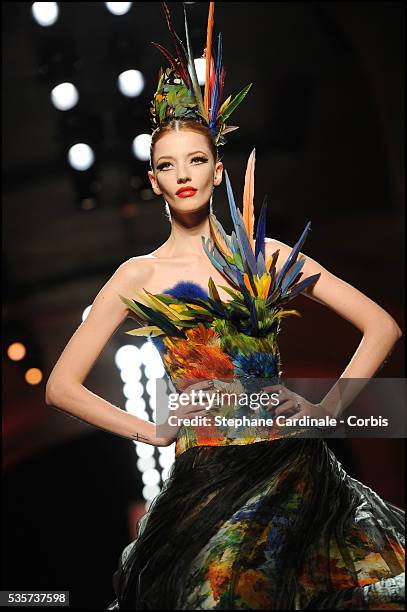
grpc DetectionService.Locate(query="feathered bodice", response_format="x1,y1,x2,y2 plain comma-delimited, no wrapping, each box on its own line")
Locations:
119,150,321,459
150,279,304,458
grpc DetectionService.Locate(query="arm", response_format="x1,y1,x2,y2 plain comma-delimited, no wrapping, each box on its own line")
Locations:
45,259,172,446
267,239,402,417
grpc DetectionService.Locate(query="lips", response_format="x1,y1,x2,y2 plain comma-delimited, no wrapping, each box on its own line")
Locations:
176,187,198,197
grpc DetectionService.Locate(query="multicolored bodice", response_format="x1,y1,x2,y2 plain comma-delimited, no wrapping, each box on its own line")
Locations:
150,281,304,459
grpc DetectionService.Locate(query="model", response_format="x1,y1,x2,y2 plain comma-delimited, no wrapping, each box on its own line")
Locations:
46,3,405,609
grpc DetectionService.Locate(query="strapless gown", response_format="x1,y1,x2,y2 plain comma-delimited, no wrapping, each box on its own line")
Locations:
107,155,404,608
106,279,405,611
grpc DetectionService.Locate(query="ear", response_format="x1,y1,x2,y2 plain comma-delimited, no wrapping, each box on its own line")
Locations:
148,170,162,196
213,161,223,187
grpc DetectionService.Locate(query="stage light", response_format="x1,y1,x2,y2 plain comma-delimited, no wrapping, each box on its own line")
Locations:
118,69,145,98
158,452,174,469
135,442,154,458
132,134,151,161
125,397,146,417
194,57,206,86
120,368,142,384
80,198,97,210
31,2,59,27
25,367,43,385
137,456,156,472
145,368,165,386
115,344,142,370
142,484,160,501
7,342,26,361
82,305,92,321
142,468,160,487
140,341,161,366
51,82,79,111
67,143,95,171
105,2,132,15
123,381,144,400
139,188,155,201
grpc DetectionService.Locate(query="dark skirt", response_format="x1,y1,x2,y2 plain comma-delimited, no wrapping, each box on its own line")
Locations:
107,438,405,609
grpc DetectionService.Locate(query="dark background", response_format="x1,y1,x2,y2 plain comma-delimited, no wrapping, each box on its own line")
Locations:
2,2,405,608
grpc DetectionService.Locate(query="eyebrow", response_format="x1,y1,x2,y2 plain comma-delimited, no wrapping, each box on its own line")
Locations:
156,150,208,164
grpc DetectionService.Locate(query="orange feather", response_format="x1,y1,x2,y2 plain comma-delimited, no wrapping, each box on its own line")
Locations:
242,148,256,251
243,273,255,296
204,2,215,116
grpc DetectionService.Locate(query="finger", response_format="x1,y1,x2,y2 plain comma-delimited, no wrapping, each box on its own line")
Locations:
268,392,288,410
190,379,216,389
262,384,282,393
274,400,297,417
186,404,211,415
184,381,215,395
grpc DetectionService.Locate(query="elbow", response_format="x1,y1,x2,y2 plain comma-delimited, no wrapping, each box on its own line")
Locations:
45,385,55,407
363,316,402,344
45,379,62,407
382,317,403,343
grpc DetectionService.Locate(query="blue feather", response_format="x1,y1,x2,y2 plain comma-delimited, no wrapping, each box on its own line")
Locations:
249,298,258,333
275,222,311,288
235,208,258,274
209,33,223,131
162,280,208,301
256,250,267,277
280,258,305,293
224,171,245,257
255,195,268,260
281,273,321,301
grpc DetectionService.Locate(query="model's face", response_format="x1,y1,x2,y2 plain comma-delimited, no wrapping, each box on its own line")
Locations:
148,130,223,212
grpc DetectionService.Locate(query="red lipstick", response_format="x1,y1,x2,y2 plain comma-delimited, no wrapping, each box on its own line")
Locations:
176,186,198,198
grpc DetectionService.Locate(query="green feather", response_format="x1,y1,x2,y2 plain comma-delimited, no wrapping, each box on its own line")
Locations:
219,83,252,122
183,3,206,121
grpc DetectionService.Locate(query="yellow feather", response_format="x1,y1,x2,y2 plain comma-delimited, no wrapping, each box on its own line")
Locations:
266,250,278,272
217,94,232,118
276,309,301,319
141,290,194,321
125,326,164,337
262,276,271,299
242,149,256,251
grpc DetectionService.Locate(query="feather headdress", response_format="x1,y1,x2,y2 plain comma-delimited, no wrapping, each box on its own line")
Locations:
150,2,252,146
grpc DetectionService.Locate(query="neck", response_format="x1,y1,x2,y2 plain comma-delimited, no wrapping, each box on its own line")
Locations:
164,202,212,257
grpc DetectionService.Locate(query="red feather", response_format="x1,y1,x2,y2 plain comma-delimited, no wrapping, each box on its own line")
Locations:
218,67,226,114
151,42,182,79
162,2,190,86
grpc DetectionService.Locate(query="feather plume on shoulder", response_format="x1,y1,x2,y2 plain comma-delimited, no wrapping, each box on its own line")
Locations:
242,148,256,251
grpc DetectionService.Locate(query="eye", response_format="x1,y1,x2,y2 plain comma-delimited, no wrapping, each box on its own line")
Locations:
156,161,171,171
156,155,208,172
191,155,208,164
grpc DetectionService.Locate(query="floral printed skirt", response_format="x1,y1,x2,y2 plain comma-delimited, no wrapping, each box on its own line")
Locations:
107,438,405,609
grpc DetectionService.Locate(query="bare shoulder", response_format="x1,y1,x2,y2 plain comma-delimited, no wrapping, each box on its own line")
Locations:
264,237,292,257
225,233,288,254
113,255,156,284
95,256,156,308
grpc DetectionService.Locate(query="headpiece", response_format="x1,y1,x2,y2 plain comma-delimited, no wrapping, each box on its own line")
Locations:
150,2,252,147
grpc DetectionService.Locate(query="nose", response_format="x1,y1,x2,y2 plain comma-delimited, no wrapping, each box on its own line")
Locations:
177,175,190,184
176,166,191,184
